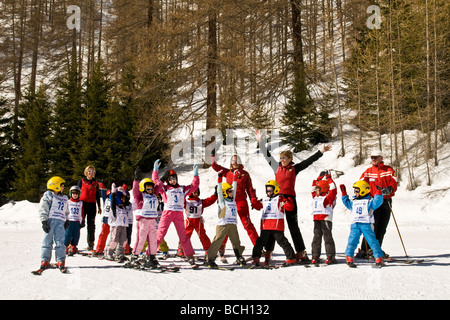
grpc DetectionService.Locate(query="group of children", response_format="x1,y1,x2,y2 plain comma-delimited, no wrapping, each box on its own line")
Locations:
36,159,386,273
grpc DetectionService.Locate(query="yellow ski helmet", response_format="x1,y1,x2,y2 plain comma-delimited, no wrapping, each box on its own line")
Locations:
222,182,233,198
265,180,280,195
139,178,155,192
352,180,370,197
47,176,66,193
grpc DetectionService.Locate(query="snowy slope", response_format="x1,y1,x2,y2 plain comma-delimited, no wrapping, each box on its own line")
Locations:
0,126,449,302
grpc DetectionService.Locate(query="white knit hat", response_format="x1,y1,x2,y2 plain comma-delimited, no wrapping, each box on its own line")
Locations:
370,150,383,157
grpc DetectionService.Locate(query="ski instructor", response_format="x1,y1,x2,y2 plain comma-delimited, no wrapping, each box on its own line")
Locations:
357,150,398,258
78,165,102,251
257,130,332,262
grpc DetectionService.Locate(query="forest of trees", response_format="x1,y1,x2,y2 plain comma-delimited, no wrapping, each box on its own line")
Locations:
0,0,448,203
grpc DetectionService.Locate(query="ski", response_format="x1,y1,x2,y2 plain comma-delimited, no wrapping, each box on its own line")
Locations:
347,262,357,268
31,268,47,275
132,265,180,273
202,265,235,271
386,258,424,264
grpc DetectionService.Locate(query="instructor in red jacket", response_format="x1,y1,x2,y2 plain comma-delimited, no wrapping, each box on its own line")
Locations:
211,151,260,245
77,165,102,251
358,150,398,258
257,130,332,261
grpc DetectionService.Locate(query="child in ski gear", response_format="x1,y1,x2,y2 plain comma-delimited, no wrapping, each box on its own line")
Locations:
358,150,398,257
38,176,69,272
211,150,260,245
340,180,384,267
257,131,332,262
94,189,112,255
205,171,246,268
125,189,133,254
105,190,129,261
131,177,161,268
251,180,297,267
176,188,217,257
152,159,199,265
310,171,337,264
64,185,85,255
77,165,101,250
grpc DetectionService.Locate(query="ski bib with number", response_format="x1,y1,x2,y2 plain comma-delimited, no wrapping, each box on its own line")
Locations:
312,196,333,216
165,187,185,212
186,199,203,218
351,199,373,223
137,193,158,218
217,201,238,225
48,194,68,221
68,200,83,222
261,197,284,221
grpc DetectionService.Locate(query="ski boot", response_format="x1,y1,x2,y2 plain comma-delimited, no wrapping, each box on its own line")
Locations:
252,256,261,267
346,256,356,268
374,257,384,268
296,250,310,264
325,256,337,265
205,259,218,269
57,261,68,273
263,251,272,266
311,256,320,265
282,259,297,267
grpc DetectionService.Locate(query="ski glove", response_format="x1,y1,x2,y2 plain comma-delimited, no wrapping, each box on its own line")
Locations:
381,186,393,196
42,221,50,233
193,164,199,176
340,184,347,196
154,159,161,171
64,220,70,230
251,197,263,210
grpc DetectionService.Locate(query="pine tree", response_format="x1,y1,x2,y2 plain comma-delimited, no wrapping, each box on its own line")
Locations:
280,72,316,152
49,68,82,186
72,60,111,181
0,97,15,205
9,87,51,202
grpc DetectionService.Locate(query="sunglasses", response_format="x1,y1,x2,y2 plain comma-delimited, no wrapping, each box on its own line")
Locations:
354,188,360,194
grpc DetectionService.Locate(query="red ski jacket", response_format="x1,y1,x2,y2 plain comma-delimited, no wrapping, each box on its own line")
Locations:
211,156,257,202
275,150,323,197
78,178,101,205
311,176,337,221
360,162,398,199
257,195,294,232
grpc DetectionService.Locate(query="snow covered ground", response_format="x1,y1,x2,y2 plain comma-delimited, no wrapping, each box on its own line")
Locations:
1,128,449,305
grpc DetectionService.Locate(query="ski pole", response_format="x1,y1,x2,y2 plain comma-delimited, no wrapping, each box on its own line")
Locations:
388,201,409,259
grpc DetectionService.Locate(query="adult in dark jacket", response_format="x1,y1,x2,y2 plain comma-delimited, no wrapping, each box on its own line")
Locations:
78,165,101,250
257,131,331,261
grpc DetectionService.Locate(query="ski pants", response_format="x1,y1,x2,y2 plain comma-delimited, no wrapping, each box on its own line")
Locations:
95,217,110,253
157,210,195,257
83,201,97,246
220,200,259,251
265,195,306,253
133,217,157,256
64,221,81,247
252,230,295,260
106,226,128,258
178,217,211,254
311,220,336,258
346,223,383,259
41,218,66,263
206,224,245,261
360,198,392,251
